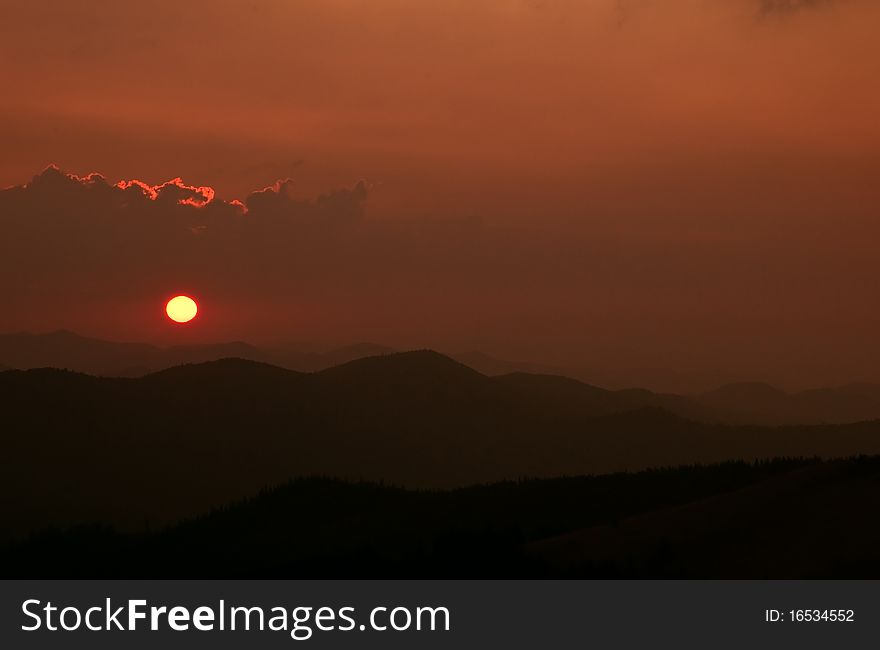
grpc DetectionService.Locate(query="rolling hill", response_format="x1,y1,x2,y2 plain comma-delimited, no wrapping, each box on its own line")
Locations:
528,456,880,578
5,457,879,578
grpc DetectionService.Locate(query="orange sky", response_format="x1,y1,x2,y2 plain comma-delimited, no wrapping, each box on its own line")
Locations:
1,0,880,389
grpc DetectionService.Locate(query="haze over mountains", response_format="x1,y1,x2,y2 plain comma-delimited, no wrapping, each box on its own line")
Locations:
5,349,880,541
0,330,393,378
3,331,880,426
5,338,880,578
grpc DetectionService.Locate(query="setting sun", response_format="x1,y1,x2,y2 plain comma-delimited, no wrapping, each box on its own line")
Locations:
165,295,198,323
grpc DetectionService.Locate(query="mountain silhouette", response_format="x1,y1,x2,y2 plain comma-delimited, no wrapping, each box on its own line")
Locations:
321,349,482,384
450,350,567,378
268,342,397,373
696,381,880,425
6,331,880,426
0,331,405,378
5,456,878,578
529,456,880,578
0,330,265,376
5,352,880,540
838,382,880,401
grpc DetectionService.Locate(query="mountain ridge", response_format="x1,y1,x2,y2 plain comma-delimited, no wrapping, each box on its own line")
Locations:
4,330,880,426
5,352,880,541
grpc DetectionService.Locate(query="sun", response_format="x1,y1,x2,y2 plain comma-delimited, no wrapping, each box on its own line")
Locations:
165,295,198,323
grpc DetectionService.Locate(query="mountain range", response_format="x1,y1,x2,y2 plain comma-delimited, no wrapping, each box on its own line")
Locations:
3,330,880,426
4,350,880,540
0,330,393,377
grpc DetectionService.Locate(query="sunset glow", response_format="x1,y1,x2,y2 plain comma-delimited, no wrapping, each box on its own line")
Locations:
4,0,880,593
3,0,880,388
117,178,217,207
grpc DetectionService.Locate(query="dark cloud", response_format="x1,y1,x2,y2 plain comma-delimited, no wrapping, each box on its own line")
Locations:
243,178,368,221
3,164,368,227
5,165,240,219
0,165,372,329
